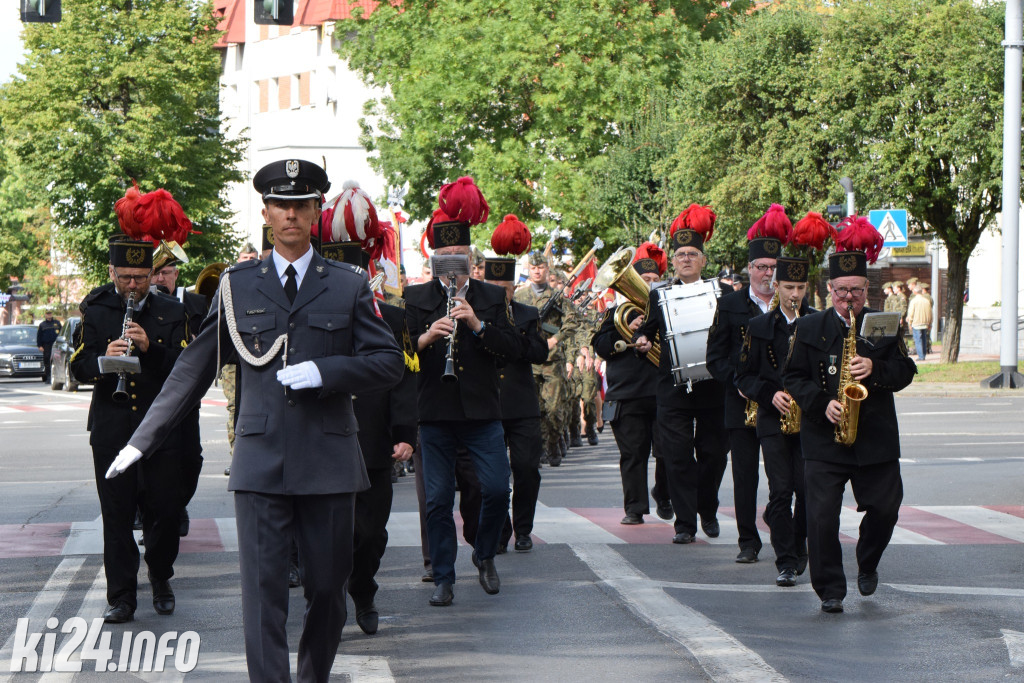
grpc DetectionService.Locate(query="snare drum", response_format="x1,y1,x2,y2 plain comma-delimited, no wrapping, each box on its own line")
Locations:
657,279,721,388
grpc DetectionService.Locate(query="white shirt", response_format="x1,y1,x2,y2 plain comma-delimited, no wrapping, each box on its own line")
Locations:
781,309,798,325
749,287,770,314
272,246,314,290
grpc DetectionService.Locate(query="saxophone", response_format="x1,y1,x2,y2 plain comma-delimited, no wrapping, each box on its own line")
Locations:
744,288,779,428
834,310,868,445
780,294,801,435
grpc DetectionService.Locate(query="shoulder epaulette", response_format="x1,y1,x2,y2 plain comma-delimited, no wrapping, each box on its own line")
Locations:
323,259,365,277
227,260,260,274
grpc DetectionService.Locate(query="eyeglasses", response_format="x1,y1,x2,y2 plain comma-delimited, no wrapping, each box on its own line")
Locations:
113,269,152,284
832,286,866,298
673,252,702,262
750,263,776,274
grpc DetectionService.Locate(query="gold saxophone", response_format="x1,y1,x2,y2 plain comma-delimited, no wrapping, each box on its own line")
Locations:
746,288,803,433
835,310,868,445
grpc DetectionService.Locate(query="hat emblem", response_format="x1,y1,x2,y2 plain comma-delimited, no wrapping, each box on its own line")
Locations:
790,263,806,281
439,224,460,245
677,231,693,246
491,261,507,277
285,160,300,178
265,226,275,245
764,240,779,255
839,254,857,272
126,247,145,266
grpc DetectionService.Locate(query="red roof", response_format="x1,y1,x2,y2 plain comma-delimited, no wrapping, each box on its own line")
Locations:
297,0,379,26
213,0,245,47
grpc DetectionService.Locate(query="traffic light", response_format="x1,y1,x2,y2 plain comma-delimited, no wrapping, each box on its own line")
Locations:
21,0,61,22
254,0,293,25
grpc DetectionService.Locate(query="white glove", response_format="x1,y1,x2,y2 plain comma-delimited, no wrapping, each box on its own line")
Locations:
277,361,323,390
106,445,143,479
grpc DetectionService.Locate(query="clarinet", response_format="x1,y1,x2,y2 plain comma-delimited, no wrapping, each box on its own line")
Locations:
112,292,136,403
441,275,458,383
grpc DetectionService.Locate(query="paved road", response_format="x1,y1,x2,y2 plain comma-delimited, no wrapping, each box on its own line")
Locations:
0,377,1022,681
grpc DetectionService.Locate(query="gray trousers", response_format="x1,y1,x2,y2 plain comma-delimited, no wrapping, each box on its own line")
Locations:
234,491,356,683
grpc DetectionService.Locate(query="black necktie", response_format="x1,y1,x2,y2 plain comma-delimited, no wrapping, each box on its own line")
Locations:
284,264,297,304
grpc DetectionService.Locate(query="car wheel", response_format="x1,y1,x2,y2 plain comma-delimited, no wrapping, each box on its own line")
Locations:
50,360,64,391
64,360,79,392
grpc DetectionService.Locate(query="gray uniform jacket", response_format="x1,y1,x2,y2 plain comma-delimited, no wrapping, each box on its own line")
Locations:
128,253,405,495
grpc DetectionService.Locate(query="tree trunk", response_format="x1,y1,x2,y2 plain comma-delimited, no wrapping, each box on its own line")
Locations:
941,248,969,364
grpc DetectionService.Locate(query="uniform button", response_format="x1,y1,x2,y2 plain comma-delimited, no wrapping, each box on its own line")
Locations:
239,427,245,433
289,348,296,354
459,366,464,371
499,374,504,379
131,394,137,399
252,325,258,331
130,382,136,387
131,406,137,412
289,323,295,329
158,339,163,343
288,400,296,407
327,322,333,329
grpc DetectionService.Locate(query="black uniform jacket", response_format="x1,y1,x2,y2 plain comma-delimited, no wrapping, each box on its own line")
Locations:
500,301,548,420
783,306,917,465
127,254,404,495
707,286,767,429
636,281,725,409
404,278,521,422
593,304,658,402
70,284,188,451
734,303,814,438
353,302,418,470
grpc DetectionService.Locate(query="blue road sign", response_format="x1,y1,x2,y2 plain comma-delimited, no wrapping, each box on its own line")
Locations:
868,209,908,248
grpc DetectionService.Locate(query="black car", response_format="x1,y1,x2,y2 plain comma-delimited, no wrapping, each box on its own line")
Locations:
0,325,46,378
50,316,87,391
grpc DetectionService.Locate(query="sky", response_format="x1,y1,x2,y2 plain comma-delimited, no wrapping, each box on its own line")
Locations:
1,8,27,84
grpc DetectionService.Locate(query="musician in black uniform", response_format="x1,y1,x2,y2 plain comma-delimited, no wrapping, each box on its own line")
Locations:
37,310,62,384
71,233,189,624
735,257,813,587
594,244,670,525
485,251,548,553
784,224,917,613
635,206,728,544
320,240,418,636
706,232,781,563
404,187,520,607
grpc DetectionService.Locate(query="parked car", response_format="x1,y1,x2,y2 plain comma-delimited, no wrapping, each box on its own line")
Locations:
49,316,86,391
0,325,46,378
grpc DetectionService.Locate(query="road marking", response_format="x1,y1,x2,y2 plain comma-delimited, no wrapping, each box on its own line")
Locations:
570,543,786,683
0,557,86,682
182,652,394,681
839,508,943,545
900,411,987,416
533,506,623,544
916,506,1024,543
890,584,1024,598
37,566,108,682
214,517,238,553
1002,629,1024,668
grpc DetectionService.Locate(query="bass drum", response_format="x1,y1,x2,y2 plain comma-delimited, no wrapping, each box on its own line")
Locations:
657,279,721,388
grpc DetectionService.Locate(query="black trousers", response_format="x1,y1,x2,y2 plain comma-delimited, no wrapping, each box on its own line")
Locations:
727,427,763,552
501,416,543,546
42,343,54,382
611,396,658,516
235,490,355,683
349,467,394,606
760,433,806,571
656,399,729,536
454,446,481,547
804,459,903,601
92,446,182,610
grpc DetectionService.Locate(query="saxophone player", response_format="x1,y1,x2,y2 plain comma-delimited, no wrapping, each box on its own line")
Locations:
70,198,191,624
783,217,917,614
735,256,814,588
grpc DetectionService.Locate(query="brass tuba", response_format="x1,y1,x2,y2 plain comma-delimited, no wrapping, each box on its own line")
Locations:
835,310,868,445
593,247,660,366
194,262,229,309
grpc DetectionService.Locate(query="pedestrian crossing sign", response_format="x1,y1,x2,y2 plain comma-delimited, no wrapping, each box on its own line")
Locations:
868,209,909,248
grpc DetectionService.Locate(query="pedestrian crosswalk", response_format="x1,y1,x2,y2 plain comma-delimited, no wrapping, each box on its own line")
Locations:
2,505,1023,560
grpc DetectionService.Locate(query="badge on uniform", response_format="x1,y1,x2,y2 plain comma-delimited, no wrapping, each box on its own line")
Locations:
828,365,837,375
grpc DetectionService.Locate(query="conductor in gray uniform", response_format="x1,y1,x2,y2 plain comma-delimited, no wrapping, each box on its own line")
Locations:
106,159,404,682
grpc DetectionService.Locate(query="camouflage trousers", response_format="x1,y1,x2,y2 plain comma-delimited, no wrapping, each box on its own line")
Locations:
533,363,569,454
569,367,599,438
222,364,237,451
581,367,599,435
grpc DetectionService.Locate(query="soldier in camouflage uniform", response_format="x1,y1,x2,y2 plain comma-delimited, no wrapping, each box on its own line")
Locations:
514,254,577,466
577,302,603,446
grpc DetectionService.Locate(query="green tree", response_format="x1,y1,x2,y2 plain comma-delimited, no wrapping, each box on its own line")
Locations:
0,0,244,285
338,0,750,256
817,0,1007,362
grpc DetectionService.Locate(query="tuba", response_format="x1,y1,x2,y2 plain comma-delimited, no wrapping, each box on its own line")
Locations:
194,262,229,308
835,310,868,445
593,247,660,366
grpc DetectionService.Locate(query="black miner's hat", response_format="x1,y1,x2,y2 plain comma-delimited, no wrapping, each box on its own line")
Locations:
253,159,331,201
109,236,153,269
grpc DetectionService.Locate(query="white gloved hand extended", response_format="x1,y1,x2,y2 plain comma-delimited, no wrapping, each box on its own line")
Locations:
277,361,323,390
106,445,143,479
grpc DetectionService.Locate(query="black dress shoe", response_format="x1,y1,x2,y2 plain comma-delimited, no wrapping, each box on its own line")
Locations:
796,554,808,576
857,571,879,596
570,434,583,448
672,532,695,544
653,490,673,521
735,548,759,563
103,602,135,624
586,432,598,446
421,566,434,582
700,517,720,538
224,466,231,476
429,582,454,607
179,509,190,537
548,453,562,467
355,603,379,634
150,577,175,615
620,513,644,525
821,598,844,613
478,558,500,594
288,562,302,588
514,534,533,552
776,569,797,587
